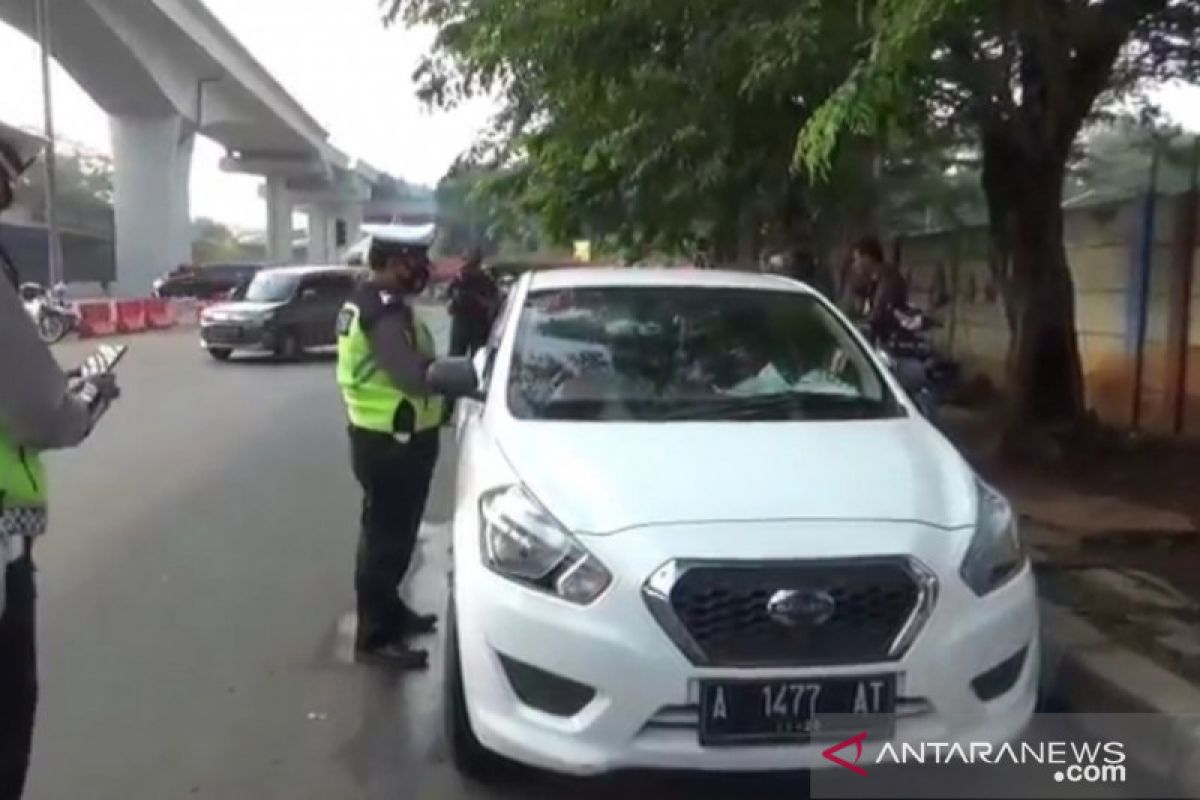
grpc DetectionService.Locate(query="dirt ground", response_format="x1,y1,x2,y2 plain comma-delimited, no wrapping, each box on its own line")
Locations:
946,406,1200,524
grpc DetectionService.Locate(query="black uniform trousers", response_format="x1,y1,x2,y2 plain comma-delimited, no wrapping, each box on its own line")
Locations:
349,426,440,650
0,554,36,800
449,314,490,358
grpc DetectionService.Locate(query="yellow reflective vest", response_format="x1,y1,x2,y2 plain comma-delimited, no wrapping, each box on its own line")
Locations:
0,427,46,510
336,290,443,435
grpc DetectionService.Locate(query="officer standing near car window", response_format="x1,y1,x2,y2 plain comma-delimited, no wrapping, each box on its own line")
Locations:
336,226,444,668
0,129,120,799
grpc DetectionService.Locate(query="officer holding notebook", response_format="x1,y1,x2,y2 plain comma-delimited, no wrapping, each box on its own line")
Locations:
336,225,444,669
0,126,121,800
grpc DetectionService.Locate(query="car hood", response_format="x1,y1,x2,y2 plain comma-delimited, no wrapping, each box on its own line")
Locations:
204,301,285,316
497,419,976,534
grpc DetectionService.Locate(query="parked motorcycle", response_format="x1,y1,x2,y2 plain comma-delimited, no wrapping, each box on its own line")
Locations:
20,282,80,344
876,306,961,422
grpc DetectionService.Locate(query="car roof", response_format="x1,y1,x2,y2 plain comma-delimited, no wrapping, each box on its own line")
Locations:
255,265,364,278
527,267,818,295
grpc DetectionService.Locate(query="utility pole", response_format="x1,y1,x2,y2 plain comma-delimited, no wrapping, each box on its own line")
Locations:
35,0,63,287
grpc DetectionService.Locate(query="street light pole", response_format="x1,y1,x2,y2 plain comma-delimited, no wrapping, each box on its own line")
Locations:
35,0,63,287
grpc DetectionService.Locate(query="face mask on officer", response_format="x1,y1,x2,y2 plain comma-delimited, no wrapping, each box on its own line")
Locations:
369,245,430,295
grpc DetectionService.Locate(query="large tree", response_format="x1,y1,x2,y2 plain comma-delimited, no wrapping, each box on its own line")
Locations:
385,0,879,264
796,0,1200,427
17,149,114,235
434,165,549,256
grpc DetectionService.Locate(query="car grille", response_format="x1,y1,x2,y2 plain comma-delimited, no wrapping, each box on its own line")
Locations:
201,323,254,345
645,559,933,668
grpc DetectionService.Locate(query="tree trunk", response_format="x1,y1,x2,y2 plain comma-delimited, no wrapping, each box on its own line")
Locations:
982,137,1086,428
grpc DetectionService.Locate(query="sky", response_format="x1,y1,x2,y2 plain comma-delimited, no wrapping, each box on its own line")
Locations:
0,0,495,229
0,1,1198,231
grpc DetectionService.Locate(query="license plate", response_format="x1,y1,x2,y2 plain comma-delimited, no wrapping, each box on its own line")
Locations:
699,675,896,746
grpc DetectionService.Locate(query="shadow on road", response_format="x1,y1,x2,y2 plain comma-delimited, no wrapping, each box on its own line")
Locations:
469,768,815,800
207,350,338,367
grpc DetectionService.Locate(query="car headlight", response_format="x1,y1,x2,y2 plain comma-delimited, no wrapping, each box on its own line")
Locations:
959,480,1027,596
479,485,612,605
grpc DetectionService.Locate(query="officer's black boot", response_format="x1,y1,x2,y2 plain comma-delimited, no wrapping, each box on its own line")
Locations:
399,603,438,636
356,640,430,670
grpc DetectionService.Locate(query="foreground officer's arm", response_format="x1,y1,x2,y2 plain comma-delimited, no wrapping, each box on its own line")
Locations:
0,278,92,449
358,289,433,399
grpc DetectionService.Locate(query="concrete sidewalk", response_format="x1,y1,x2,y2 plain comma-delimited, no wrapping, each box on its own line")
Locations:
943,406,1200,793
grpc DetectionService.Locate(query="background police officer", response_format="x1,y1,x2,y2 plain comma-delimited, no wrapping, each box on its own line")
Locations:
0,130,119,799
337,229,443,668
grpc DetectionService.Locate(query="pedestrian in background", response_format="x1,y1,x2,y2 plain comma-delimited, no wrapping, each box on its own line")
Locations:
447,247,499,357
335,228,444,669
0,131,120,800
842,235,908,345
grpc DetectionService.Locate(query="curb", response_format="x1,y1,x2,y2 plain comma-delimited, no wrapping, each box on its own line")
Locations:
1040,600,1200,793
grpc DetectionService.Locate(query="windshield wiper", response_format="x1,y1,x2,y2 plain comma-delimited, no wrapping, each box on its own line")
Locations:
658,392,898,421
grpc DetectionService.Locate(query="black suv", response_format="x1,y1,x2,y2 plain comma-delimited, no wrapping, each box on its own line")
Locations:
152,262,264,300
199,266,362,361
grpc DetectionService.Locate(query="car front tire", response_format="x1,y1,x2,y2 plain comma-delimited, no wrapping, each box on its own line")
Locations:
206,347,233,362
276,331,302,361
444,593,510,784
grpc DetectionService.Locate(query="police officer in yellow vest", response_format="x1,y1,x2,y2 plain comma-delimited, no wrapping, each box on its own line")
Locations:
0,127,120,799
337,226,443,668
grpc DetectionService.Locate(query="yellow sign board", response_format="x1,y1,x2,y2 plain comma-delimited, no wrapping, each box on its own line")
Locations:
573,240,592,262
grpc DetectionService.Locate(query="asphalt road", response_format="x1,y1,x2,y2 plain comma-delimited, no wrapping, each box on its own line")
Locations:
22,317,1178,800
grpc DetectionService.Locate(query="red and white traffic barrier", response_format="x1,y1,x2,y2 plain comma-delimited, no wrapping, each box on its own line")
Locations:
115,299,147,333
168,298,209,327
76,300,118,338
68,296,215,338
144,298,175,329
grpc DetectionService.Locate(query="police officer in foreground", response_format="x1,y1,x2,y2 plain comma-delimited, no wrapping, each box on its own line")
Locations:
0,130,119,798
337,227,444,668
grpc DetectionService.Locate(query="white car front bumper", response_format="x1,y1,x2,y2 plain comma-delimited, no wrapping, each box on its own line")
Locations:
454,518,1039,776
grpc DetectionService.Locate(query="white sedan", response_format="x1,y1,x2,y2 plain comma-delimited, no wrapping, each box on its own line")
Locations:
428,267,1037,781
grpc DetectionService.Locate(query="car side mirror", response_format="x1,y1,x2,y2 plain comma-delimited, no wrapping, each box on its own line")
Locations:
472,347,489,378
428,357,483,401
301,288,319,301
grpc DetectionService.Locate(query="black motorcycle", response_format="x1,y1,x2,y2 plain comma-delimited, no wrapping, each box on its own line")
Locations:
20,282,79,344
877,307,961,421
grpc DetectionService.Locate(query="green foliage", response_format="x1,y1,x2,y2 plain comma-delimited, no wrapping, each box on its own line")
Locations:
1068,120,1200,204
434,166,547,257
384,0,877,261
191,217,249,264
797,0,1200,176
17,149,114,235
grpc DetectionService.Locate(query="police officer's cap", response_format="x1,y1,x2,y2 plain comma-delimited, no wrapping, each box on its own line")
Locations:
365,223,437,269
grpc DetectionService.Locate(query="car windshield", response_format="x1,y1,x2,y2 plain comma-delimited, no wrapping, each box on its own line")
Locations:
506,285,902,421
243,272,299,303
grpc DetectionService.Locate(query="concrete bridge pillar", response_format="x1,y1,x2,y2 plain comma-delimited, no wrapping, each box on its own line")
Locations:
342,206,363,255
265,175,294,264
110,115,195,292
306,206,335,264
